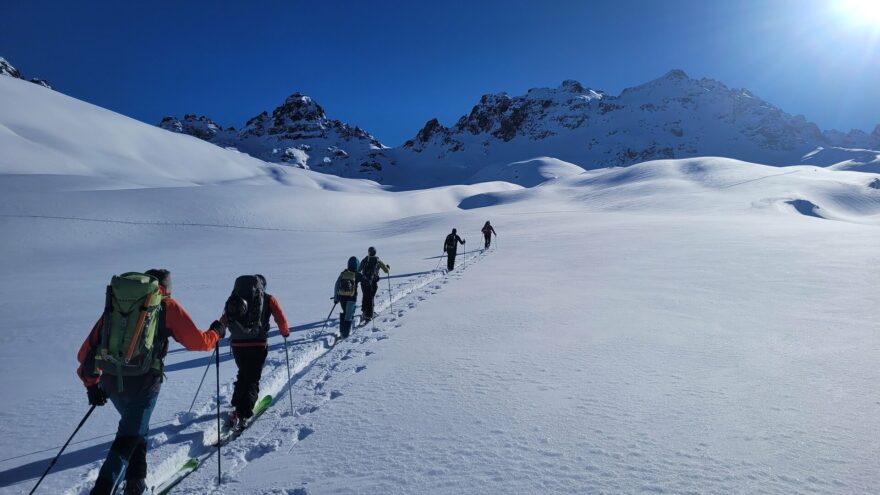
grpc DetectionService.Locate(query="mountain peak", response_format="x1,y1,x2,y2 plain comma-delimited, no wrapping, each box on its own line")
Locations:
0,56,53,89
276,92,327,121
663,69,689,80
0,57,22,79
559,79,587,93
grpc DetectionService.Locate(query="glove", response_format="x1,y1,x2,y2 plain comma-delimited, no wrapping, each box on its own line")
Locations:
280,328,290,339
87,385,107,406
210,320,227,339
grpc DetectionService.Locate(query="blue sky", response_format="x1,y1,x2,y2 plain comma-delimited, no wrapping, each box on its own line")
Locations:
2,0,878,145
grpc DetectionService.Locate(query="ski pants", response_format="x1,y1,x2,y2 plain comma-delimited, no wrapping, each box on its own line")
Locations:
447,250,457,271
231,345,269,418
361,279,379,319
92,375,160,494
484,233,492,249
338,299,356,338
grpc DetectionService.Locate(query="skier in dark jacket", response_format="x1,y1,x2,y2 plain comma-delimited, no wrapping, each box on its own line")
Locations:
358,246,390,323
481,221,497,249
77,269,223,495
334,256,368,339
219,274,289,429
443,228,466,271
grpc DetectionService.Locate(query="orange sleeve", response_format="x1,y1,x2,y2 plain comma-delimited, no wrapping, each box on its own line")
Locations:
76,316,103,387
164,298,220,351
269,295,290,338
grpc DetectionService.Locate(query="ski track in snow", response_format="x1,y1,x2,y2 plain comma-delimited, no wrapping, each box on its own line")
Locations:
62,247,492,495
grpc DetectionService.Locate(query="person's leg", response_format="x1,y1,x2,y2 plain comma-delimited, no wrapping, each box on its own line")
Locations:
361,282,374,320
242,346,268,418
340,300,355,338
448,252,456,271
92,378,159,494
231,346,248,416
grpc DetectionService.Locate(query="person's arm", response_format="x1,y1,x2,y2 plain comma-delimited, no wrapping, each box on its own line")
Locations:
491,226,497,235
358,257,366,273
334,276,341,302
379,259,390,274
76,316,103,387
268,295,290,338
458,235,465,245
164,298,221,351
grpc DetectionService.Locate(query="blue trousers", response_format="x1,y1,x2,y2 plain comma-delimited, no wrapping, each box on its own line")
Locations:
92,374,160,494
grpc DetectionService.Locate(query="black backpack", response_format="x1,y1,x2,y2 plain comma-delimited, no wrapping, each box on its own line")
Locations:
361,256,380,280
225,275,267,339
445,234,457,251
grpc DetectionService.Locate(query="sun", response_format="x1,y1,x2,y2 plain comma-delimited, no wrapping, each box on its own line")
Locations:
833,0,880,27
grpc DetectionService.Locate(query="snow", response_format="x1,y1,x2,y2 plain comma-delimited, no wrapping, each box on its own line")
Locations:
1,72,880,495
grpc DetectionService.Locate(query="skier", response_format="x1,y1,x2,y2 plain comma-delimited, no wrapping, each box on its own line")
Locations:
334,256,368,339
443,228,466,271
481,221,497,249
358,246,390,323
77,269,225,495
221,274,289,430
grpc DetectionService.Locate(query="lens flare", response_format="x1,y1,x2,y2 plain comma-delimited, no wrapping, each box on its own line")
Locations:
834,0,880,27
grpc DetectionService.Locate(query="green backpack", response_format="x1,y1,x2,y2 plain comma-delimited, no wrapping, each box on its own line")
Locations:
95,272,165,391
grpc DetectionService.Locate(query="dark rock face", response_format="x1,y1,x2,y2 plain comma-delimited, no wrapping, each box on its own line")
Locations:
1,56,53,89
159,114,228,141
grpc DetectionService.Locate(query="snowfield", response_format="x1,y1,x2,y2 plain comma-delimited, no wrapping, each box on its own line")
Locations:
0,76,879,494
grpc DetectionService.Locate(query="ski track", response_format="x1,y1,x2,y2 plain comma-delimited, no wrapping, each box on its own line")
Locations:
62,247,492,495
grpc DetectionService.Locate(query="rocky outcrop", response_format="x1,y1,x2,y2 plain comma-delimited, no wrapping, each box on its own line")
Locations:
0,57,53,89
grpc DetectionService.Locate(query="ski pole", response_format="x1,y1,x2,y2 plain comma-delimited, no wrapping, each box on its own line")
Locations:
188,346,217,413
387,273,393,313
283,336,294,416
215,341,222,486
321,302,338,331
435,254,444,271
30,404,97,495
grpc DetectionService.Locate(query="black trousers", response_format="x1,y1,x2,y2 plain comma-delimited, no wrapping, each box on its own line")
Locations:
361,279,379,319
447,251,457,271
231,345,268,418
484,233,491,249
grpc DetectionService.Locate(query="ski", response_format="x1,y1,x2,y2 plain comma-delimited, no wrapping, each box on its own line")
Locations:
153,458,199,495
215,394,273,447
150,395,273,494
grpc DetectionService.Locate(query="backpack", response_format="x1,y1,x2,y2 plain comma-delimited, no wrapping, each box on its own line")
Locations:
361,256,380,280
225,275,267,340
336,270,357,298
95,272,165,391
445,234,457,251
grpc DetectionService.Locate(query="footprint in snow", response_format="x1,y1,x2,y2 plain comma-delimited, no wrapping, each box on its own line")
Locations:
355,365,367,373
330,390,343,399
297,426,315,441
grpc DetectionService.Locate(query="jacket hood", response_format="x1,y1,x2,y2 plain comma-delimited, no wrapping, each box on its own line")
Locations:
348,256,359,271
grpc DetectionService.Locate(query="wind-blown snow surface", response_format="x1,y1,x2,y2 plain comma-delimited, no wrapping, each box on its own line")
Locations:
1,147,879,494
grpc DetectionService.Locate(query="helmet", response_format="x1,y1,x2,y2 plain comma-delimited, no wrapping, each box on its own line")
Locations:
368,246,376,256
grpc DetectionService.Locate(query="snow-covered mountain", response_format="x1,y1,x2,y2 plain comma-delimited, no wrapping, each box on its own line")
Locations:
397,70,880,184
159,70,879,188
0,56,52,89
159,93,393,181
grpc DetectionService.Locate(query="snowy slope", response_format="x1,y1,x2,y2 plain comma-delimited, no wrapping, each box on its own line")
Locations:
1,68,880,495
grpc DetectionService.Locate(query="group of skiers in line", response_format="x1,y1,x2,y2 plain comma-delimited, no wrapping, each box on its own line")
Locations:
74,222,496,495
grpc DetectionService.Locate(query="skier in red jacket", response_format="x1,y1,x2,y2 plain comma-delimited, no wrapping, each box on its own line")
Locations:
77,269,224,495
